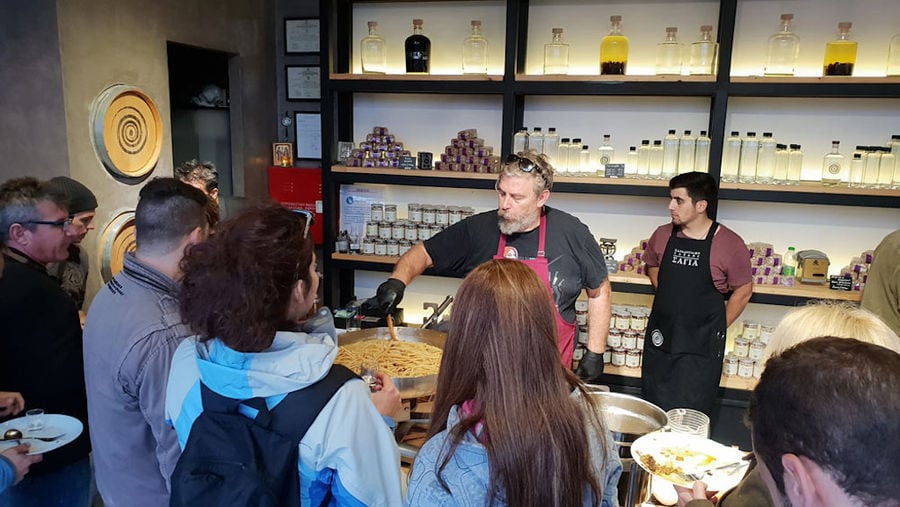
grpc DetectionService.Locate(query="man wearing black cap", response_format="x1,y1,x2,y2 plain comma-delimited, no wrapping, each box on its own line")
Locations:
45,176,98,309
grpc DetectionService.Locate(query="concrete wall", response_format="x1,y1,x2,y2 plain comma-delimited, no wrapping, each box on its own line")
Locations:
54,0,276,306
0,0,69,180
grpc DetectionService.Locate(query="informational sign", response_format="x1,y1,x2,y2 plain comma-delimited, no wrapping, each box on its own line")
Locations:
339,185,384,241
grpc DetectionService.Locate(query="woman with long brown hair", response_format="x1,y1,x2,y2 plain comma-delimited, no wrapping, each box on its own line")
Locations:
405,259,621,506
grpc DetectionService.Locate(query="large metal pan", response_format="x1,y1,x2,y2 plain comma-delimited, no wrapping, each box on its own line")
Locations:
338,327,447,399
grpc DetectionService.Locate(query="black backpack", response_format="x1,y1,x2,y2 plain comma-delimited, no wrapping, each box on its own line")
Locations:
169,365,356,507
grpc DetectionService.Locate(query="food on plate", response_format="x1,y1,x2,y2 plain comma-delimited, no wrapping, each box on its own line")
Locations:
335,339,442,378
639,445,717,484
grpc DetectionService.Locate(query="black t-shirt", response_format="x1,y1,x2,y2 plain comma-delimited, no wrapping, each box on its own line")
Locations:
423,207,608,322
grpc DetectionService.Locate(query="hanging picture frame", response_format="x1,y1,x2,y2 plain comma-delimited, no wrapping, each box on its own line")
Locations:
285,18,319,54
295,112,322,160
286,66,321,100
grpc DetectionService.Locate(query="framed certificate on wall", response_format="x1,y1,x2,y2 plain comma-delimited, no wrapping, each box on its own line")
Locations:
286,66,321,100
295,112,322,159
285,18,319,54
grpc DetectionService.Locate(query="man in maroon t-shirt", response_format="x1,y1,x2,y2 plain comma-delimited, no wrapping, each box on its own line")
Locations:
641,172,752,415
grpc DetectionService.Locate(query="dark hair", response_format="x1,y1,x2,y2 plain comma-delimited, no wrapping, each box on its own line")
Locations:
175,159,219,193
135,178,208,254
669,171,718,208
429,259,606,506
179,203,314,352
0,177,69,242
750,337,900,505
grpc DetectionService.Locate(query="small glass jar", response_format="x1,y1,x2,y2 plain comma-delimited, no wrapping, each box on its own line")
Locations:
622,330,638,350
614,309,631,330
733,337,750,358
398,240,412,256
575,300,589,326
422,207,437,224
362,237,376,255
386,239,399,257
625,349,642,368
430,225,443,237
603,347,612,364
630,309,647,332
738,358,754,378
577,326,589,344
573,345,585,362
753,360,765,378
365,221,379,238
742,320,760,341
374,238,387,256
636,333,644,350
608,330,623,348
370,203,384,222
435,206,450,226
758,324,775,345
723,354,739,376
378,222,392,240
408,203,422,223
417,225,431,241
448,206,462,225
392,221,406,240
611,347,627,367
404,223,418,241
383,204,397,223
748,340,766,361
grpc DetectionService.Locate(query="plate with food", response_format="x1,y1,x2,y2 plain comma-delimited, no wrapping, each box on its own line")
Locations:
631,430,749,491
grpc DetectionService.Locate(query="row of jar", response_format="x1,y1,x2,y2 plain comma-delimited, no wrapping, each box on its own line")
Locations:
370,203,476,225
572,343,644,369
361,238,416,257
365,220,451,242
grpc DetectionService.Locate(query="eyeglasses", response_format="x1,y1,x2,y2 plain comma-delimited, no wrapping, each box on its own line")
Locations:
291,209,314,239
505,153,550,187
23,219,73,230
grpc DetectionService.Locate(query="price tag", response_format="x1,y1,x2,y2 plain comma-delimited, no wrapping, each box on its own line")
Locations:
604,163,625,178
398,155,417,170
829,275,853,291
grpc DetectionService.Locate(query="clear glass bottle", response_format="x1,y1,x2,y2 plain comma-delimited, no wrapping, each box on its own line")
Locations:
529,127,544,154
863,147,881,188
821,140,847,185
361,21,387,74
637,139,651,178
543,127,560,165
649,140,664,179
678,130,695,174
739,132,759,183
625,146,639,177
764,13,800,76
597,134,615,167
462,20,488,74
580,144,592,175
405,19,431,74
774,144,790,184
849,153,864,187
888,34,900,76
823,22,857,76
694,130,711,172
880,147,897,188
544,28,569,75
656,27,683,75
600,16,629,75
721,131,742,182
689,25,717,75
756,132,777,184
513,128,529,153
787,144,803,185
558,137,571,174
662,129,680,178
570,138,584,174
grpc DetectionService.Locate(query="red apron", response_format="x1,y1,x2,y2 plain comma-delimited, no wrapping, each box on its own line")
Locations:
494,213,577,365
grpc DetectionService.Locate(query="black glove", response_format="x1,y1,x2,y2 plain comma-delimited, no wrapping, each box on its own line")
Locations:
576,350,605,385
360,278,406,318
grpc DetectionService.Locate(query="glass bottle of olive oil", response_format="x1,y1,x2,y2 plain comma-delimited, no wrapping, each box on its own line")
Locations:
600,15,629,75
823,22,857,76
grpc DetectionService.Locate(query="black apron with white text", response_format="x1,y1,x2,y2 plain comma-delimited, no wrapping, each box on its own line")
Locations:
641,223,726,416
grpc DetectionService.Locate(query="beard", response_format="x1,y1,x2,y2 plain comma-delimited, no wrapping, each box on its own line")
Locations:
498,209,540,235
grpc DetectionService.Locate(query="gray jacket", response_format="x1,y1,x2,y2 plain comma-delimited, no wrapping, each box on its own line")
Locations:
83,253,190,507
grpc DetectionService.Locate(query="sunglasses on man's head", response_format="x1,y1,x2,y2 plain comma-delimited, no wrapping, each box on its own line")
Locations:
505,153,543,174
291,209,314,239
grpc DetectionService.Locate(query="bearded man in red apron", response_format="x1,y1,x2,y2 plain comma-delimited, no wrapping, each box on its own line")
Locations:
363,151,612,382
642,172,752,415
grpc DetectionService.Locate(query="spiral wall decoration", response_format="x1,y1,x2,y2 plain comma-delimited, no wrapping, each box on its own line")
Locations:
91,85,163,178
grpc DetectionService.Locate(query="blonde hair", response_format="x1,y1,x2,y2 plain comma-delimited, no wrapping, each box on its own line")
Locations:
498,149,555,195
763,302,900,363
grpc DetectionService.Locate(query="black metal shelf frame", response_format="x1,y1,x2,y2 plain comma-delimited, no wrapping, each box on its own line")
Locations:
320,0,899,308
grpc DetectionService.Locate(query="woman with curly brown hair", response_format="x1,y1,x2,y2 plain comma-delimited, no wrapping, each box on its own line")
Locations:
165,203,403,505
405,259,621,507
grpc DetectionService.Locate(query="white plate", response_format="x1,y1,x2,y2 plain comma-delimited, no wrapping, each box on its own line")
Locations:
631,431,748,492
0,414,83,455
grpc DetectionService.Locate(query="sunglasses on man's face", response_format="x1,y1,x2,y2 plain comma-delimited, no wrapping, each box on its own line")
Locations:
291,209,314,239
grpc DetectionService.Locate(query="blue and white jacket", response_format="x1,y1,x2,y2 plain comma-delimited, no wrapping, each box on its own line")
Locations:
405,392,622,507
165,315,402,507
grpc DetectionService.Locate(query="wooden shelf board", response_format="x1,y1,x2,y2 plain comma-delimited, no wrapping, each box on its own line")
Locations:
516,74,716,83
330,73,503,81
604,364,757,391
730,76,900,84
719,181,900,198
